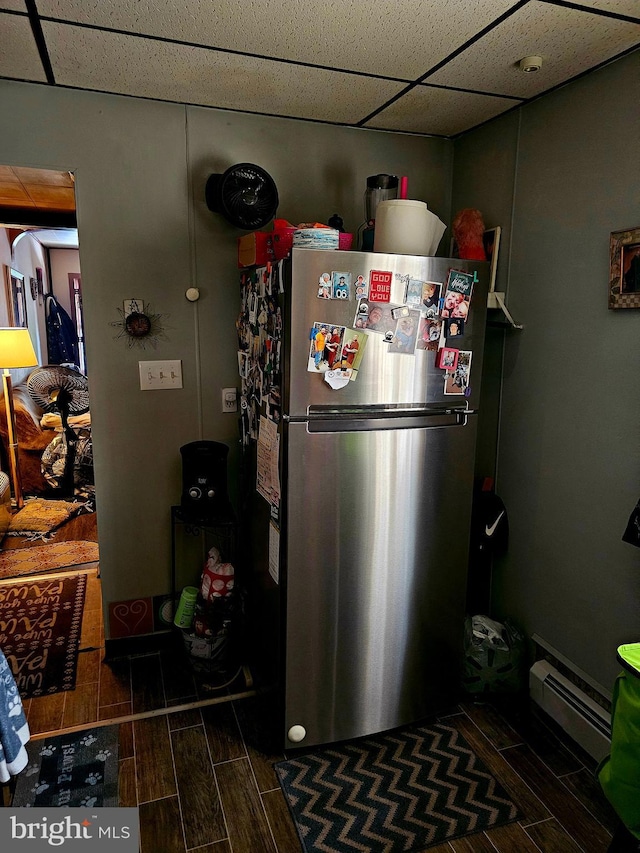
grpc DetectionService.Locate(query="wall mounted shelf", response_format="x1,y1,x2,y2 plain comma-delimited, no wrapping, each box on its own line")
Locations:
487,291,523,329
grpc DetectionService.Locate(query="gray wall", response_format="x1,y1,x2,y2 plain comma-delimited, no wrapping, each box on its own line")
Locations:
5,46,636,686
453,49,640,691
452,109,520,481
0,78,452,635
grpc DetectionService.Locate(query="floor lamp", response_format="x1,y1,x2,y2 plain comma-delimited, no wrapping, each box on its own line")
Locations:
0,328,38,510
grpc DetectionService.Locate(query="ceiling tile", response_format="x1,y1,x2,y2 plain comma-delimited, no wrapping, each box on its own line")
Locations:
42,23,405,124
571,0,640,17
5,1,637,139
36,0,516,80
363,86,517,136
428,0,640,98
0,13,48,81
30,230,79,249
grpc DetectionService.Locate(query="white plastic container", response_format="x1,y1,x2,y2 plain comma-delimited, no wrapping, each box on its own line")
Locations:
373,199,446,256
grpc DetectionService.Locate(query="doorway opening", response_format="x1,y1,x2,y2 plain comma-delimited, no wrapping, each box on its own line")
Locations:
0,165,99,569
68,272,86,374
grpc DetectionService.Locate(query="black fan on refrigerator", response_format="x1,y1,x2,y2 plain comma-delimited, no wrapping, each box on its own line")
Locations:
27,365,90,499
205,163,279,230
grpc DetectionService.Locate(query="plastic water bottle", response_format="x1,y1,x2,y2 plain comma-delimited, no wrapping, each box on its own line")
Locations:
174,586,198,628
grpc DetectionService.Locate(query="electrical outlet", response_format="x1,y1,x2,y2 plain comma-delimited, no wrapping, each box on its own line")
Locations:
222,387,238,413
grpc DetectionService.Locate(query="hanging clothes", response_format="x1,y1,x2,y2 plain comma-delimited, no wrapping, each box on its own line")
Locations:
45,294,79,368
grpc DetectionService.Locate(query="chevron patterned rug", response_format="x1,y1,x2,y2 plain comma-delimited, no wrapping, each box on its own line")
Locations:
276,722,519,853
0,540,99,580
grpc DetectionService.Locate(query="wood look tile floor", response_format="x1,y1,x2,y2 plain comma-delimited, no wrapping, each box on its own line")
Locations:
14,571,623,852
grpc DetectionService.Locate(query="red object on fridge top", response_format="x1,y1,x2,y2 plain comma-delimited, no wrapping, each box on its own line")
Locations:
272,218,296,260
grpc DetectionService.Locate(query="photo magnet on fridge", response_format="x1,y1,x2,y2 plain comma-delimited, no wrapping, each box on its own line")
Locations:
268,386,281,423
331,271,351,300
265,263,274,296
444,350,472,396
334,329,368,378
354,274,369,300
389,309,420,354
445,317,465,338
248,291,258,324
317,272,332,298
355,300,399,337
437,347,459,370
257,266,268,297
417,318,442,351
404,278,425,308
369,270,393,303
308,322,346,373
265,297,281,337
421,281,442,318
354,299,369,329
441,269,474,320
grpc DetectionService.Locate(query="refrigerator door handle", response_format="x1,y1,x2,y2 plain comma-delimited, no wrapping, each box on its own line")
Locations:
284,407,476,432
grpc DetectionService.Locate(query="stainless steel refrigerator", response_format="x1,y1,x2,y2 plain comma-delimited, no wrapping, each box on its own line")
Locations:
241,247,488,750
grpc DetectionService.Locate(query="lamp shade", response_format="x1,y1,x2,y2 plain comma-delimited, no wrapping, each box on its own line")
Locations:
0,328,38,369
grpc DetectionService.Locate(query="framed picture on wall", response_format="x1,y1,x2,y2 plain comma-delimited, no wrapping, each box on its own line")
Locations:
35,267,44,305
3,265,28,327
483,226,501,293
450,226,501,293
610,226,640,309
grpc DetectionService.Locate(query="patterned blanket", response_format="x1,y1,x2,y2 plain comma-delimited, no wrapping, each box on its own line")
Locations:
0,648,30,783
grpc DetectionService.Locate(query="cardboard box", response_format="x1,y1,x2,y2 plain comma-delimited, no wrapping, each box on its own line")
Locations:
237,231,275,268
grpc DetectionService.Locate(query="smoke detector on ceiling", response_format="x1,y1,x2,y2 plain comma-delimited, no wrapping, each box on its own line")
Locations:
519,55,543,73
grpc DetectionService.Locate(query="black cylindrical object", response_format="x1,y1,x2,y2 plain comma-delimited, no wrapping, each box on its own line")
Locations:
180,441,231,517
365,174,399,222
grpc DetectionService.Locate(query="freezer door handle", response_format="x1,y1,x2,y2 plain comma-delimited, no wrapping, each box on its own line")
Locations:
284,407,476,432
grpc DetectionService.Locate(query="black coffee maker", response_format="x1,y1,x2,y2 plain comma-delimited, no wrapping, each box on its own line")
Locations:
180,441,232,518
361,174,399,250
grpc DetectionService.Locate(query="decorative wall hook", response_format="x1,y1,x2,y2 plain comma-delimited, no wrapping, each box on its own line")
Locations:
110,301,170,348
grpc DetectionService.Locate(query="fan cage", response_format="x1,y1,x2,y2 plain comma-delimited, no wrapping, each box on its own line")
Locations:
27,366,90,416
205,163,278,230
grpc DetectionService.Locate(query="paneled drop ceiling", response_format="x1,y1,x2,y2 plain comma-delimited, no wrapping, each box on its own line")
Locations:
0,165,76,227
0,0,638,140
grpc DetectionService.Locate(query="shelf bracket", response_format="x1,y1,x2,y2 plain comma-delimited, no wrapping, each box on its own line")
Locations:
487,291,523,329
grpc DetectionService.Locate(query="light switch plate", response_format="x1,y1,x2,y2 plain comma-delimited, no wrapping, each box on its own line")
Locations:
139,360,183,390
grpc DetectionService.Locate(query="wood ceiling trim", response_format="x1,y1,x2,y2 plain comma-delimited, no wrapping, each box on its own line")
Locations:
0,166,76,217
12,166,75,187
0,207,77,227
